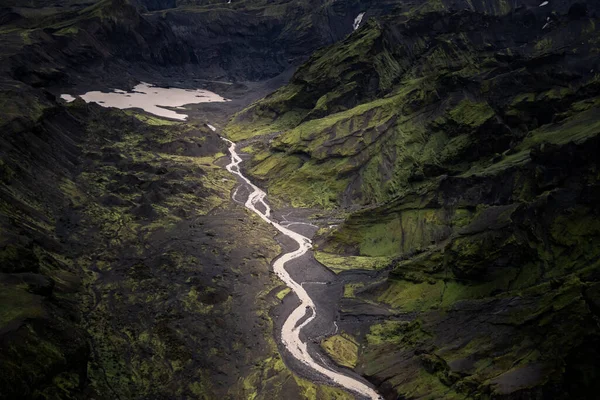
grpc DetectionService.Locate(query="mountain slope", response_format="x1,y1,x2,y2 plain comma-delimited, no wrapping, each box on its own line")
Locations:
0,0,392,87
224,0,600,398
229,0,600,207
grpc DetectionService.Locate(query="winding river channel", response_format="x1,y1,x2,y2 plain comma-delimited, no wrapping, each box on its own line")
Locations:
222,138,382,400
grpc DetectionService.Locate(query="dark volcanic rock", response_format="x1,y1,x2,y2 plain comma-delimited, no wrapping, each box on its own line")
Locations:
137,0,177,11
0,243,40,274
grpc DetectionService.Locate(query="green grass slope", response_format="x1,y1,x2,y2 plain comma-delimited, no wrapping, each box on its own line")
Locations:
224,0,600,398
227,1,600,208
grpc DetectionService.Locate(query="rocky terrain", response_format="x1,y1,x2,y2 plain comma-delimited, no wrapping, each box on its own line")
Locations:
1,0,600,399
0,0,392,89
227,0,600,398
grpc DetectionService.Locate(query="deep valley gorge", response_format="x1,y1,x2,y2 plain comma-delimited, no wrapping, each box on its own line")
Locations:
1,1,599,399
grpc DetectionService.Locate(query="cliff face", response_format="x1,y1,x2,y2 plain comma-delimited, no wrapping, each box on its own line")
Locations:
0,0,380,87
226,0,600,398
1,0,446,87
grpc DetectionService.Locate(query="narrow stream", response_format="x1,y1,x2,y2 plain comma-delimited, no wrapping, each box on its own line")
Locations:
222,138,382,400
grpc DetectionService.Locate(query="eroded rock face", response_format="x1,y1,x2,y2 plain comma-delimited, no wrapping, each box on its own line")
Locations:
0,0,401,87
226,0,600,398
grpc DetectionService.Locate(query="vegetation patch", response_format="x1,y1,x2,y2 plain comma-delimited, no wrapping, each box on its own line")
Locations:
315,251,391,274
321,333,359,369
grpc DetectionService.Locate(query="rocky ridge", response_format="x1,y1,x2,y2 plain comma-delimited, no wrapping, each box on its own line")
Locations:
225,0,600,398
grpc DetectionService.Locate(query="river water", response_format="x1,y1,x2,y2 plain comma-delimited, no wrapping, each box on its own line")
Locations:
222,138,382,400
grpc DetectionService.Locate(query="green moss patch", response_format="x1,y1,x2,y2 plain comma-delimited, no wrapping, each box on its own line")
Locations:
321,333,359,368
314,251,391,273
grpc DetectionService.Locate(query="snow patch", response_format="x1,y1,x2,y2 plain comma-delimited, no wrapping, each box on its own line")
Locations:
60,82,230,121
539,1,549,6
60,94,76,102
353,12,365,31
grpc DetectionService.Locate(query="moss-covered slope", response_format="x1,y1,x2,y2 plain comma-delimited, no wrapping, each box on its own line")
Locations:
228,0,600,207
224,0,600,398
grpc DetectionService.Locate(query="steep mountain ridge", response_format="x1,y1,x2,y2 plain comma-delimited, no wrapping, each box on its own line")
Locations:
229,0,599,206
223,0,600,398
0,0,379,87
